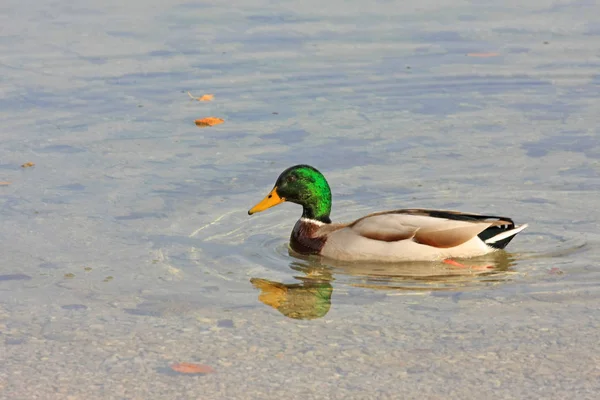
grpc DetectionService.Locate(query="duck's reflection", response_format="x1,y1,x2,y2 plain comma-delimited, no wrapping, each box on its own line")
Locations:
251,252,515,319
250,278,333,320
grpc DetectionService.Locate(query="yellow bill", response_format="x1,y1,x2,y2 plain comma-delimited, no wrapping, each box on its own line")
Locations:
248,187,285,215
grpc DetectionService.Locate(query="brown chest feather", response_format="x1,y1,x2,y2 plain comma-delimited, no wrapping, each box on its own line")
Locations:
290,220,327,255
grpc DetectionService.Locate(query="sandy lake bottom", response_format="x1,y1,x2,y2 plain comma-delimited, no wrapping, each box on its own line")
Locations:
1,0,600,398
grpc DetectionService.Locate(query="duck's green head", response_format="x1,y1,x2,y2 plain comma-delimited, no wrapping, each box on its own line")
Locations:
248,164,332,223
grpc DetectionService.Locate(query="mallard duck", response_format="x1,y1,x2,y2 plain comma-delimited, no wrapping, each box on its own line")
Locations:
248,165,528,262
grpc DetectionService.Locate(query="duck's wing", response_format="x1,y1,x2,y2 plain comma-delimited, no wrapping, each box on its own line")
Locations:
348,209,515,249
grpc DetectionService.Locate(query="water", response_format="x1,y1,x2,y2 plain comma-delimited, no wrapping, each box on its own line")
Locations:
1,0,600,398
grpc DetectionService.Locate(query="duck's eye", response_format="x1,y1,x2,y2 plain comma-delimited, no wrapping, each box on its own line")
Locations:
287,175,297,183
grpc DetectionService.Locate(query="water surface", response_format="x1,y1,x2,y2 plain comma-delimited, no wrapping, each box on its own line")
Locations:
1,0,600,398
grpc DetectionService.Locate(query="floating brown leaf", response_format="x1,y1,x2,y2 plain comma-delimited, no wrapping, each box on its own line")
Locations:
466,52,500,57
170,362,215,374
21,162,35,168
188,92,214,101
195,117,224,127
0,182,10,186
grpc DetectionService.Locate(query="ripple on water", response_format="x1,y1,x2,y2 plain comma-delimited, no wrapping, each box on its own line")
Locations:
169,184,595,316
251,189,593,288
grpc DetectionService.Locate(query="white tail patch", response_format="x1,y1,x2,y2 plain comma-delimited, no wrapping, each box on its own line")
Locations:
485,224,529,244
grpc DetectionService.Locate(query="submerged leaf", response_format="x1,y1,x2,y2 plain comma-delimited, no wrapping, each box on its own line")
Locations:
548,267,564,275
170,362,215,374
21,162,35,168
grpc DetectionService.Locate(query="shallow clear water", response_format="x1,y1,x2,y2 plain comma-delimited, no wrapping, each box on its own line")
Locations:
1,0,600,398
